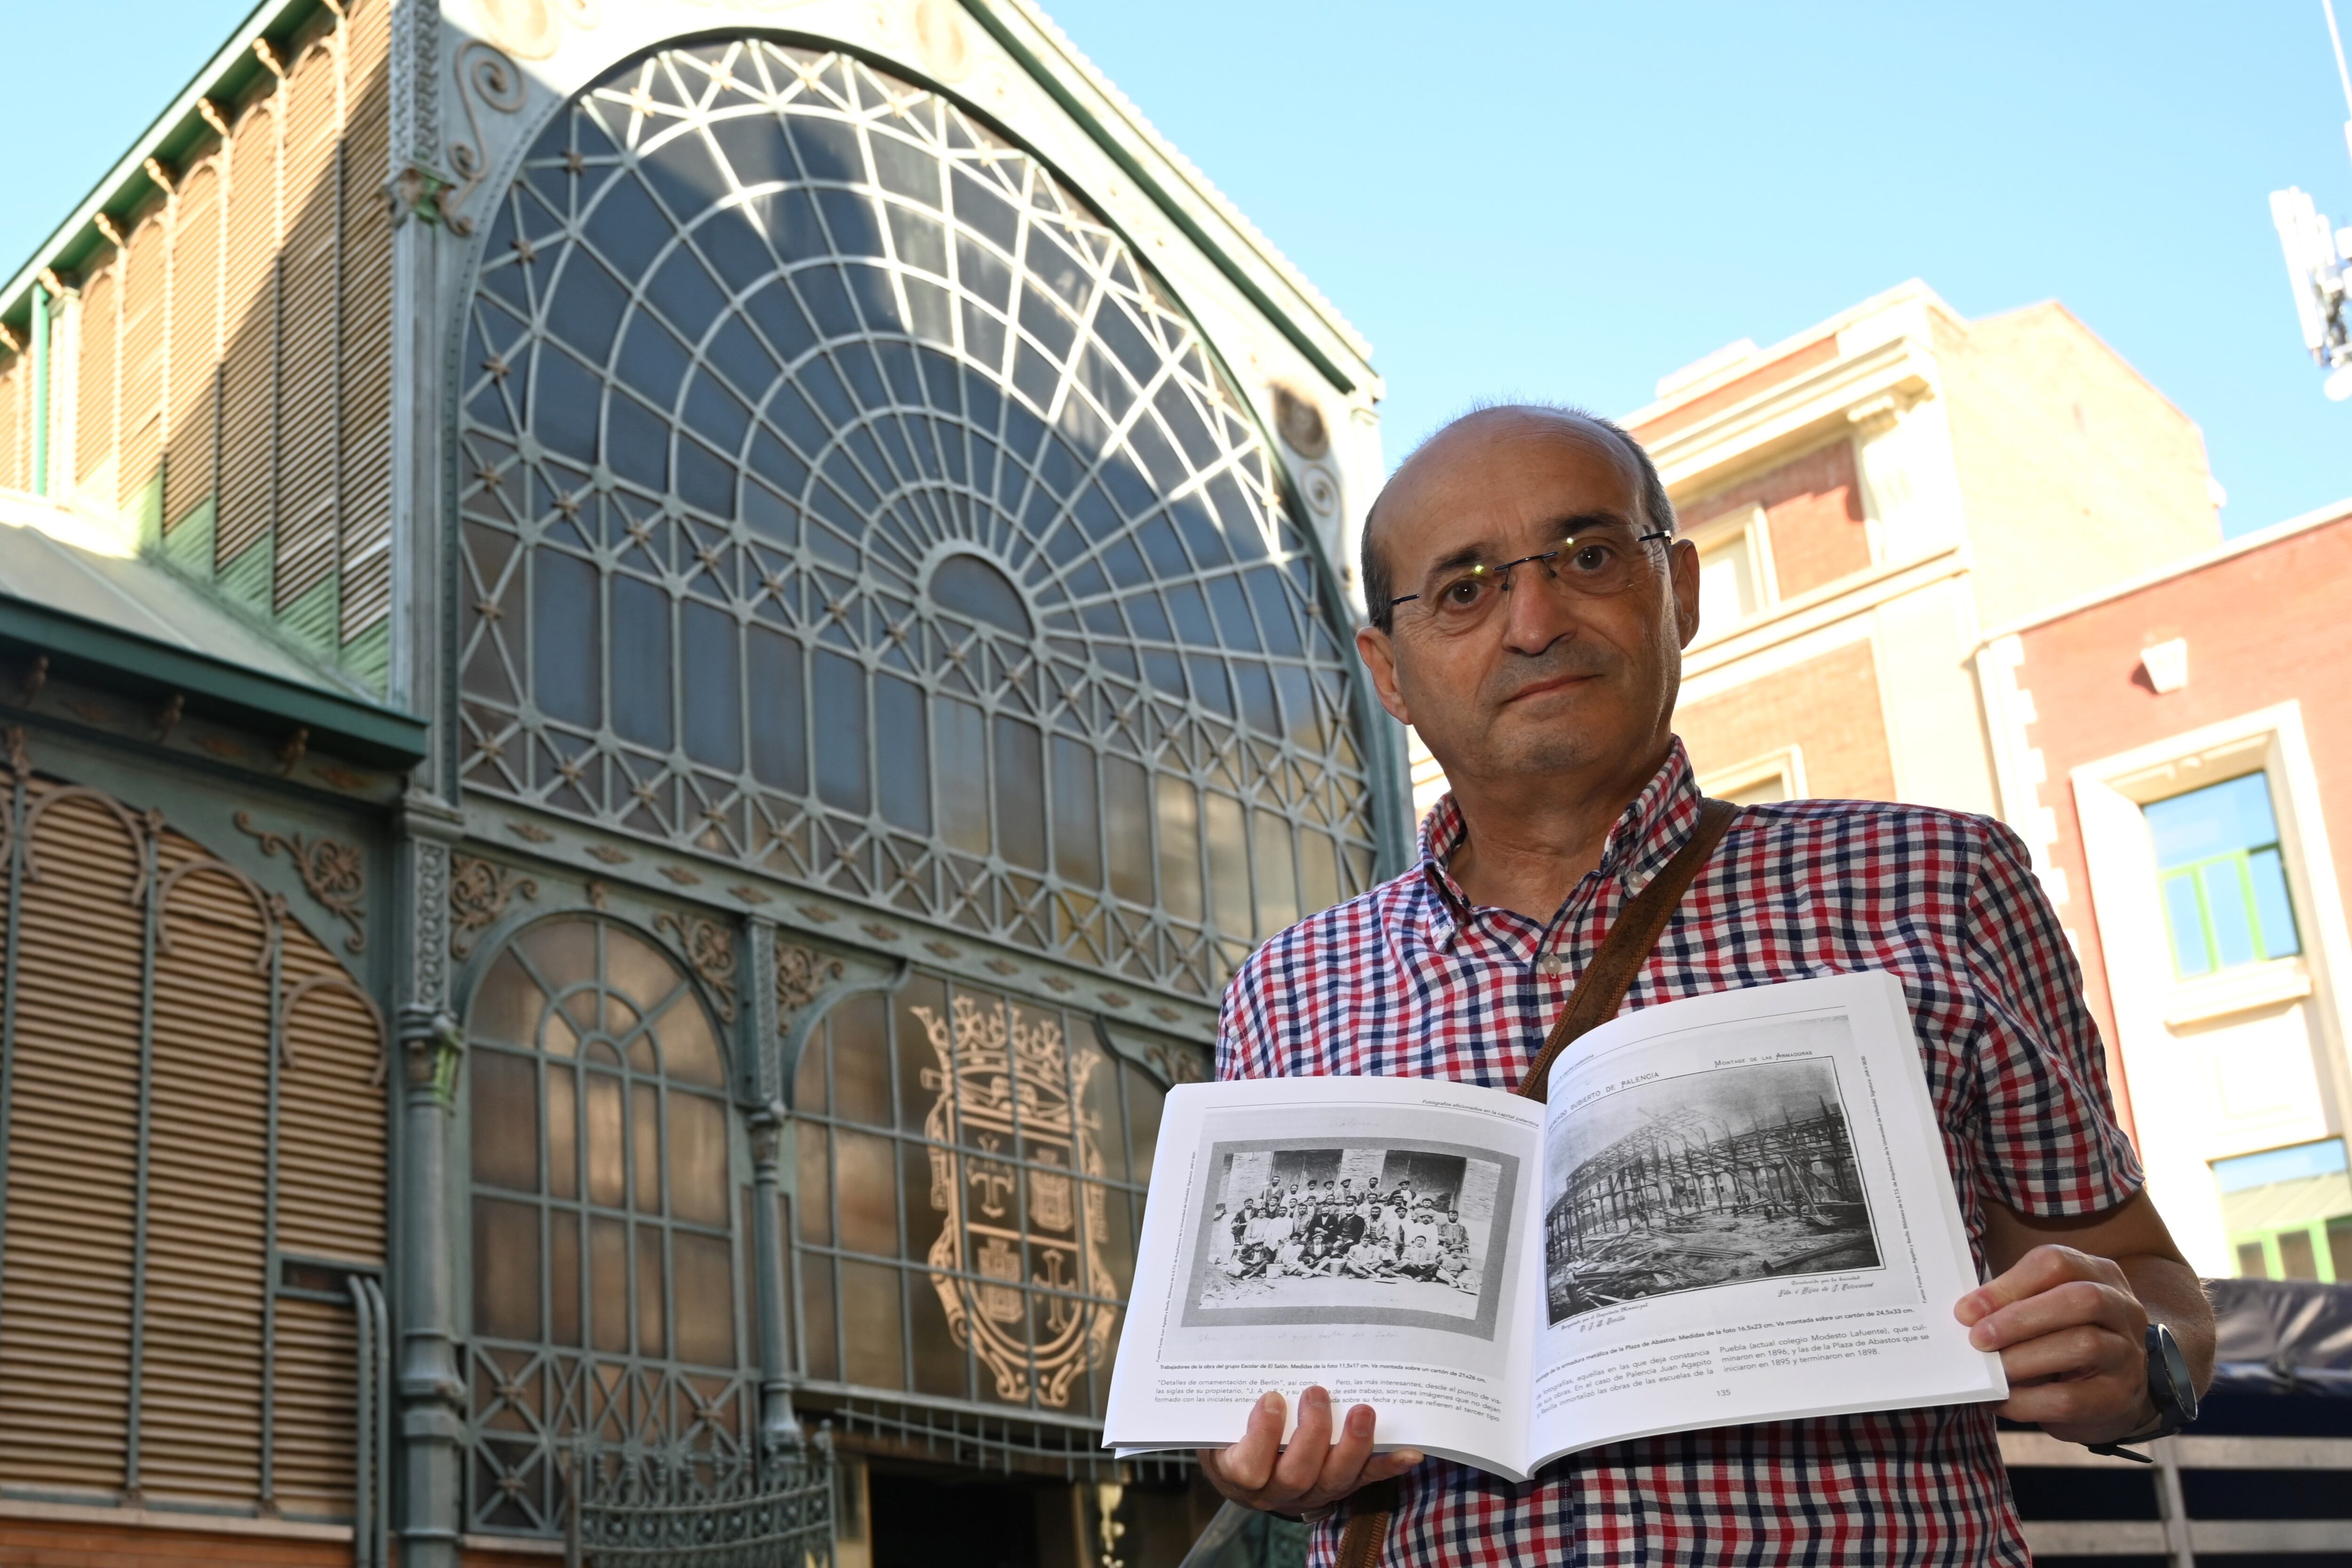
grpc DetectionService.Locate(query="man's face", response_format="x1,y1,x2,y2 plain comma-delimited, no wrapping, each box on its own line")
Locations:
1356,412,1699,789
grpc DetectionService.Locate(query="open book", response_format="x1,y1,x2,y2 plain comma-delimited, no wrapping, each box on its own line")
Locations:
1103,973,2006,1480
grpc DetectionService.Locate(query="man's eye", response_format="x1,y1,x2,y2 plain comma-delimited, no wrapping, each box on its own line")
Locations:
1565,542,1616,573
1439,575,1490,607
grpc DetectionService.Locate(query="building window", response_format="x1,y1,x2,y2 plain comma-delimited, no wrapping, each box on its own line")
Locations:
790,970,1173,1417
2215,1138,2352,1282
1691,504,1771,636
456,39,1380,995
464,916,750,1534
1700,745,1806,807
2144,772,2302,979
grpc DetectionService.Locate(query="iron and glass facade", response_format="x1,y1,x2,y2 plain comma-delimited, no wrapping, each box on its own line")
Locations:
0,2,1391,1564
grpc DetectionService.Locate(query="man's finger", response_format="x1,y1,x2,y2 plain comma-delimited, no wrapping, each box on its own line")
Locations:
1208,1391,1287,1495
1311,1401,1378,1498
1995,1323,2137,1387
1956,1244,2122,1326
1269,1386,1335,1498
1967,1278,2139,1352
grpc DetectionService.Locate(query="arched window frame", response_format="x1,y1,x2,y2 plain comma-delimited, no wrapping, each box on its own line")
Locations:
446,33,1410,1003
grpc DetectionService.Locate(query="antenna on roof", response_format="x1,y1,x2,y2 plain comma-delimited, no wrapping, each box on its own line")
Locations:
2268,0,2352,400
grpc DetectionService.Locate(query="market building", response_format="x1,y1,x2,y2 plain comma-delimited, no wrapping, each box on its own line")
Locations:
0,2,1402,1564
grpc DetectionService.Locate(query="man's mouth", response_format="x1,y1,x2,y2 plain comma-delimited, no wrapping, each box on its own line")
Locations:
1501,672,1597,705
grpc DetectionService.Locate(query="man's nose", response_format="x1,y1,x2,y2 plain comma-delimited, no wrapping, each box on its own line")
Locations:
1497,562,1584,654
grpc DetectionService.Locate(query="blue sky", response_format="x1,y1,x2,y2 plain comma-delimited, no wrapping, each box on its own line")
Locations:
10,1,2349,535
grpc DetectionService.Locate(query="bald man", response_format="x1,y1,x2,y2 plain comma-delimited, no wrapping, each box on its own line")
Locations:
1197,407,2211,1566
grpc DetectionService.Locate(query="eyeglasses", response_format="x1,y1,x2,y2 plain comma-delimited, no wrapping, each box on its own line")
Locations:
1384,525,1672,631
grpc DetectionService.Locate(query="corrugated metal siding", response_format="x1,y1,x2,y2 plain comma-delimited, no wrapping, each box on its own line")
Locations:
57,0,395,690
0,762,387,1518
76,265,119,492
0,790,147,1491
0,352,22,491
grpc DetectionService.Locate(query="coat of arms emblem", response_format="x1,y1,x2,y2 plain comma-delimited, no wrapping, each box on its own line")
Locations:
912,993,1118,1406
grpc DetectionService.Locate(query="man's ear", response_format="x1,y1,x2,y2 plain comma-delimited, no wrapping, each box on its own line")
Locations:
1668,538,1702,649
1355,624,1413,725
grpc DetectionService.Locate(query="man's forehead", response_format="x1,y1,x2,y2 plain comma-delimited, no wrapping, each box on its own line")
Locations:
1380,412,1642,554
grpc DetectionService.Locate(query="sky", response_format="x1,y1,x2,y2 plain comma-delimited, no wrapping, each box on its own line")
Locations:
8,1,2349,536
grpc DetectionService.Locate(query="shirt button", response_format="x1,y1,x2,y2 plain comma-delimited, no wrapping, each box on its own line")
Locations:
1536,953,1565,977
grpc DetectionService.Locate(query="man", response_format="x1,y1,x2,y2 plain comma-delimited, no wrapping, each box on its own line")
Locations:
1198,406,2213,1564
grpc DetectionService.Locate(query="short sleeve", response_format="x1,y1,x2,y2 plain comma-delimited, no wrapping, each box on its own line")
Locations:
1962,817,2145,1217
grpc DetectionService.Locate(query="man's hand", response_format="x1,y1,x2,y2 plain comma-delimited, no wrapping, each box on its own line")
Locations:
1956,1243,2156,1443
1196,1387,1423,1518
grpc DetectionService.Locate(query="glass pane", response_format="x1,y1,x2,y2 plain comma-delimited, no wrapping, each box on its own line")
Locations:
585,1072,626,1207
520,920,598,994
1122,1063,1164,1187
668,1091,731,1226
2249,847,2303,959
796,1121,833,1245
933,697,990,855
901,1127,948,1264
1251,809,1299,939
876,674,931,833
1086,1180,1135,1298
812,649,869,814
2202,860,2258,970
2161,873,2211,978
2279,1228,2320,1280
839,1260,907,1390
793,1020,829,1115
653,992,726,1087
470,952,545,1047
747,626,807,793
1051,736,1102,889
631,1084,663,1212
895,971,952,1133
906,1252,969,1399
829,992,893,1126
611,574,674,749
1073,1035,1127,1184
1155,775,1202,922
673,1232,736,1368
547,1064,579,1200
1104,755,1152,905
2236,1241,2267,1279
533,549,601,727
472,1196,541,1341
636,1223,668,1356
993,715,1047,871
605,924,683,1015
2329,1220,2352,1282
2146,773,2279,867
550,1209,581,1346
931,554,1032,634
471,1049,540,1194
1204,792,1252,939
1298,830,1340,918
682,599,743,770
590,1215,628,1352
835,1127,901,1256
800,1251,839,1381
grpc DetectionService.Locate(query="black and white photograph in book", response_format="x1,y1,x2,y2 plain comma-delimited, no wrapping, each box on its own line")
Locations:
1544,1058,1881,1324
1185,1142,1510,1330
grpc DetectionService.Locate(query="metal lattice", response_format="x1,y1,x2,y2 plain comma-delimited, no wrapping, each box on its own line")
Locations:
564,1432,834,1568
458,38,1380,996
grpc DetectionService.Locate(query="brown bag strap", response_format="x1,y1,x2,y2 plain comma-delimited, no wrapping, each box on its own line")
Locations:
1327,798,1737,1568
1512,797,1740,1103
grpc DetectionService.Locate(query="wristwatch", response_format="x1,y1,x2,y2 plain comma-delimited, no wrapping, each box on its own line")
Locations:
2084,1323,2198,1462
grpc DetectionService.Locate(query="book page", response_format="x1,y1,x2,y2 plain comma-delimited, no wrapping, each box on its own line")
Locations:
1526,973,2005,1467
1105,1076,1542,1479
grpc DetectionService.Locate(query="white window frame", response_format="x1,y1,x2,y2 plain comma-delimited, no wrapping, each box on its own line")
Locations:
1701,744,1807,805
1686,502,1777,643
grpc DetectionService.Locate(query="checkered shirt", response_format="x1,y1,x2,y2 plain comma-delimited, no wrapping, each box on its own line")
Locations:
1216,738,2143,1567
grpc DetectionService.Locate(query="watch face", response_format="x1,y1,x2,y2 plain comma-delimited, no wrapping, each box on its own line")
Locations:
2153,1324,2198,1422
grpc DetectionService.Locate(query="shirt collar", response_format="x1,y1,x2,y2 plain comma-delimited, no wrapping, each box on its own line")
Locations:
1414,737,1706,936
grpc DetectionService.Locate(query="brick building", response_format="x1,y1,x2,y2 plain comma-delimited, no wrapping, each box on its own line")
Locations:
1980,499,2352,1283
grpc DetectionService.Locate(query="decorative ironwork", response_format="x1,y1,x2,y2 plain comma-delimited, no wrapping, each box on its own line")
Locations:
657,910,740,1021
450,853,541,958
446,38,526,235
234,810,368,952
564,1432,834,1568
456,39,1381,999
773,939,842,1014
911,994,1116,1407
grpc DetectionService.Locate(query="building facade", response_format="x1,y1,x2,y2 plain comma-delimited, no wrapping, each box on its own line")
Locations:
0,2,1403,1563
1404,281,2226,820
1981,499,2352,1286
